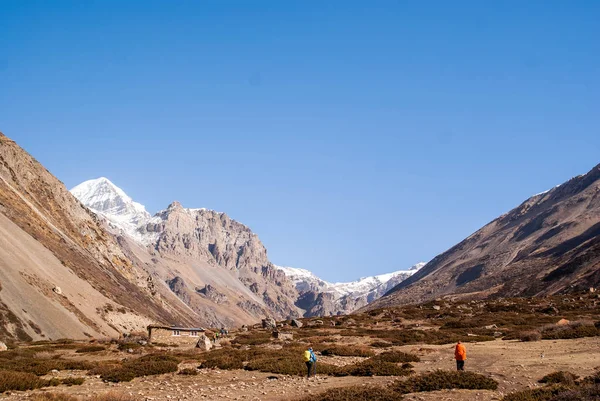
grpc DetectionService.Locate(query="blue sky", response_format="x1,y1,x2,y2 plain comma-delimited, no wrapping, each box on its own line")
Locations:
1,1,599,281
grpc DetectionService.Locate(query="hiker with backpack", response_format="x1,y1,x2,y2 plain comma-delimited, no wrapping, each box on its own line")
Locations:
303,347,317,378
455,340,466,371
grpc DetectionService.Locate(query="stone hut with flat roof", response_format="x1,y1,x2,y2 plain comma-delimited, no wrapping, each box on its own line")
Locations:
148,325,206,347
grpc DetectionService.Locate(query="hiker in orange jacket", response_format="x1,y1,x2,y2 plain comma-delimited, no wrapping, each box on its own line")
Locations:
455,340,466,371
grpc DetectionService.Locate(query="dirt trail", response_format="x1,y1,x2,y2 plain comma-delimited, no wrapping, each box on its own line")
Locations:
2,337,599,401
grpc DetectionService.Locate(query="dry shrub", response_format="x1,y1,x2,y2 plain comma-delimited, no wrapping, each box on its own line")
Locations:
370,351,420,363
0,348,95,376
231,332,272,346
0,369,59,393
31,394,79,401
519,331,542,342
317,345,375,357
92,354,179,382
89,392,140,401
61,377,85,386
76,345,106,353
334,359,413,377
340,328,494,346
539,371,579,386
299,385,402,401
502,386,570,401
393,370,498,393
541,322,600,340
550,384,600,401
200,348,250,370
370,341,393,348
178,368,199,375
200,346,410,377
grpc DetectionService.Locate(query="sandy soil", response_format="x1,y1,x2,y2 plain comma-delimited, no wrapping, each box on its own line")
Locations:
2,337,599,401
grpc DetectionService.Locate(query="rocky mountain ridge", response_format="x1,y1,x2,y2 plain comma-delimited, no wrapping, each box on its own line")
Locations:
367,163,600,310
71,178,420,319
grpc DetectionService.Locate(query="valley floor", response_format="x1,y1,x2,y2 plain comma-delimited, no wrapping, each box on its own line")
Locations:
2,336,599,401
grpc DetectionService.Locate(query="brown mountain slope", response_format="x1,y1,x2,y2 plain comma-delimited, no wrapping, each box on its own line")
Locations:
0,133,199,341
367,163,600,309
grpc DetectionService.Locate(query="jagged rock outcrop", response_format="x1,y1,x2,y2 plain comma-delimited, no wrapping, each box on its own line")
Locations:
368,163,600,310
72,178,302,326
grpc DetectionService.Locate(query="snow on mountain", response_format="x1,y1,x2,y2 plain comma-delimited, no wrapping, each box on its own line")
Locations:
71,177,152,242
277,262,425,298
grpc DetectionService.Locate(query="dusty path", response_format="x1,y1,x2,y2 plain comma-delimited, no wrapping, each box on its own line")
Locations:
2,337,599,401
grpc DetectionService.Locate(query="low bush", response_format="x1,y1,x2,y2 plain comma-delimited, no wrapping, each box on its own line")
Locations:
539,371,579,386
32,393,138,401
31,394,79,401
61,377,85,386
317,345,375,357
116,342,142,352
0,369,59,393
334,359,413,377
519,331,542,342
178,368,199,375
551,384,600,401
541,323,600,340
370,341,393,348
0,356,94,376
200,348,250,370
370,351,420,363
231,332,272,346
92,354,180,382
393,370,498,393
89,393,140,401
502,386,571,401
76,346,106,353
299,385,402,401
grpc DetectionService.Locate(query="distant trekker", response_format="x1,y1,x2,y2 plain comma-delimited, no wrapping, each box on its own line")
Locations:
303,347,317,378
455,340,467,371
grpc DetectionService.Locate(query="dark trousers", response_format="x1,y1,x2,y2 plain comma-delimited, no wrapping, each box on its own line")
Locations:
456,360,465,371
306,361,314,377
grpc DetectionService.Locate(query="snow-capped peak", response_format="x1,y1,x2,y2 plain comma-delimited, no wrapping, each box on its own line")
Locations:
277,262,425,298
71,177,151,240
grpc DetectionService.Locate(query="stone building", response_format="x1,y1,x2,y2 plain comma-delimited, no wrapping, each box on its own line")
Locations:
148,325,206,347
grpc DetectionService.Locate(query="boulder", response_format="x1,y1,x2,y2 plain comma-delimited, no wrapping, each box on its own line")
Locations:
262,318,277,330
557,318,570,326
432,305,441,311
0,342,7,351
52,286,62,295
484,324,498,330
314,320,324,326
196,334,213,351
291,319,303,328
241,325,249,332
